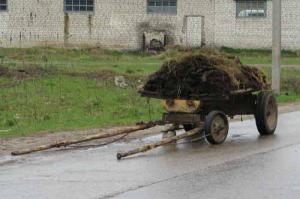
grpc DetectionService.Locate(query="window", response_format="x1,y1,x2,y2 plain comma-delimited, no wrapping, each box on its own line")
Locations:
147,0,177,15
236,0,267,18
64,0,94,12
0,0,7,11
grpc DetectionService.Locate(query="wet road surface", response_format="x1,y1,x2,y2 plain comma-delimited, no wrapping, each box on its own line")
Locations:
0,111,300,199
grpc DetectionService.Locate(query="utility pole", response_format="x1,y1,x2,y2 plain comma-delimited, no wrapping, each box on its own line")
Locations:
272,0,281,94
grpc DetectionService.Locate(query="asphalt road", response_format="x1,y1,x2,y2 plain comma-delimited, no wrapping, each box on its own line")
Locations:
1,111,300,199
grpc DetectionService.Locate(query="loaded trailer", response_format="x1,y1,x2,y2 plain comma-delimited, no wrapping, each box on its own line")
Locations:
116,89,278,160
141,89,278,145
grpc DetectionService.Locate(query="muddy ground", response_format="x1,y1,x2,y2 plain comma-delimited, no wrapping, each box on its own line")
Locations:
0,65,142,89
1,102,300,157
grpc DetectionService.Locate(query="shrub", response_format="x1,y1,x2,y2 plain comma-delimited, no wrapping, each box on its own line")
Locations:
282,77,300,94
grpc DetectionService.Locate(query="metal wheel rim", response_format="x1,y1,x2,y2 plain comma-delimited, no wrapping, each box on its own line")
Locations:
210,115,228,143
265,96,277,130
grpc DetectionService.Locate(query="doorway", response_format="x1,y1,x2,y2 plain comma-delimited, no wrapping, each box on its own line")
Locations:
185,16,204,47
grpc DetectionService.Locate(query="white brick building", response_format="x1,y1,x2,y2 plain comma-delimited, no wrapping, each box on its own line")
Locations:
0,0,299,50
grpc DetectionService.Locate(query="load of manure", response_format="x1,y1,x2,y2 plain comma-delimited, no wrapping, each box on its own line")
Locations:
141,50,269,99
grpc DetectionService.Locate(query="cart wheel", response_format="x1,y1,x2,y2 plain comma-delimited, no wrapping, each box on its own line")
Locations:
205,111,229,145
255,91,278,135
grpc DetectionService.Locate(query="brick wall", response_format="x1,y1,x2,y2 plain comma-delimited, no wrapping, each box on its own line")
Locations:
214,0,273,49
215,0,300,50
0,0,300,50
0,0,64,47
281,0,300,49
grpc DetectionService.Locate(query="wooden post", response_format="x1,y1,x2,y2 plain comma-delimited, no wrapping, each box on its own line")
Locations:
272,0,281,94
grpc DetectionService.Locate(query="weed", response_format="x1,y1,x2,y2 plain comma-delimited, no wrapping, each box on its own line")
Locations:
126,69,135,74
282,77,300,94
4,119,16,127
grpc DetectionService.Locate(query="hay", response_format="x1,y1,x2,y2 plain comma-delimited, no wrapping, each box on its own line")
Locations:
142,50,269,99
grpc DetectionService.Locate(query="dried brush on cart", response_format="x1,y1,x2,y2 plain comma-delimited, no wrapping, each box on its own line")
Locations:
142,50,269,99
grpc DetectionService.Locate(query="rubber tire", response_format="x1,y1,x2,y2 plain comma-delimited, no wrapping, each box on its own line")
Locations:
204,111,229,145
255,91,278,135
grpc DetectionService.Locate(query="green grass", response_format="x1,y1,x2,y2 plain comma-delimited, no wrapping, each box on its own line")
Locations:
260,66,300,79
221,47,300,65
0,76,11,85
0,76,163,137
0,47,163,75
276,91,300,103
0,47,300,138
2,46,300,73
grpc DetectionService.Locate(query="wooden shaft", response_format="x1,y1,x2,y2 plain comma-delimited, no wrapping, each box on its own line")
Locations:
116,126,203,160
11,123,156,156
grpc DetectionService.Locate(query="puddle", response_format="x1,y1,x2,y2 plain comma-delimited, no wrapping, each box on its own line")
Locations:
0,155,19,166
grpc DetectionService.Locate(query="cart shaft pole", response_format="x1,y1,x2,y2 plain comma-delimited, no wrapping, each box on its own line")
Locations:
12,123,156,156
117,126,203,160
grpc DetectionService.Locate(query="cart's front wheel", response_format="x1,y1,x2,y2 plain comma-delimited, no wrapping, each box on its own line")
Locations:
205,111,229,145
255,91,278,135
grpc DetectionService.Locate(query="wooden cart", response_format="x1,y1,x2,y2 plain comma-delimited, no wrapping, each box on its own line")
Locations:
140,89,278,144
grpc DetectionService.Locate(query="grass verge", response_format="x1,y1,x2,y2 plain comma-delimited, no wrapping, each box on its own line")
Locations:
0,75,163,137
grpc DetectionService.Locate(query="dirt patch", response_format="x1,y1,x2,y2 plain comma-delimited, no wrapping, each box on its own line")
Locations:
0,65,50,88
143,50,268,99
0,65,47,80
0,65,143,89
0,65,9,76
64,70,144,89
66,70,120,81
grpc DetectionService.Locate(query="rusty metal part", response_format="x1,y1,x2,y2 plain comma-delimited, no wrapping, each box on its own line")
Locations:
162,113,203,125
162,99,201,113
139,90,229,101
266,96,278,130
209,115,228,143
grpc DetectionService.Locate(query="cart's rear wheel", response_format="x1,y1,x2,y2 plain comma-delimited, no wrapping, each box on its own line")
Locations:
205,111,229,145
255,91,278,135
